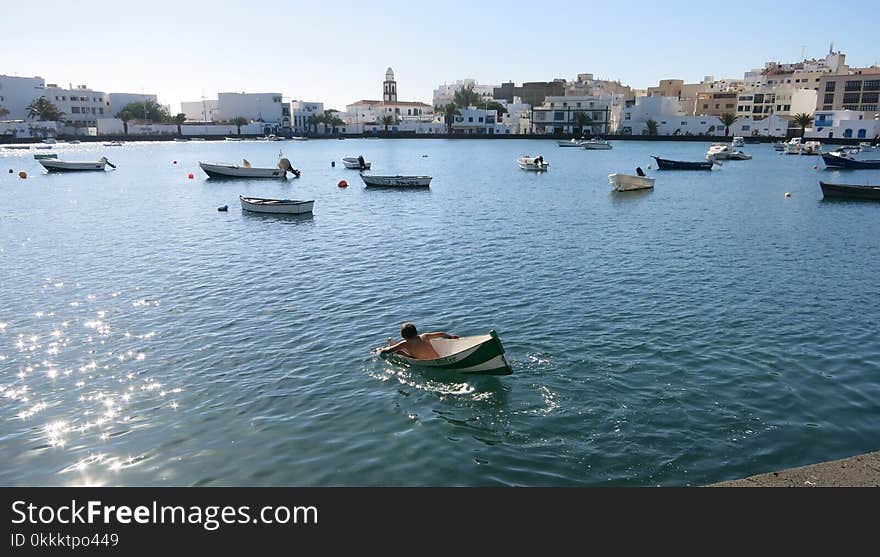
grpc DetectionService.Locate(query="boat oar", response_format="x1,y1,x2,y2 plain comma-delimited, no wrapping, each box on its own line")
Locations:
105,160,117,169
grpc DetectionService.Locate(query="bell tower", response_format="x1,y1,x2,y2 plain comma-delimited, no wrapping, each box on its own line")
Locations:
383,67,397,102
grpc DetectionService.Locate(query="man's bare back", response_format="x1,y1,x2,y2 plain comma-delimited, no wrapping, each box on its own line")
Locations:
379,323,459,361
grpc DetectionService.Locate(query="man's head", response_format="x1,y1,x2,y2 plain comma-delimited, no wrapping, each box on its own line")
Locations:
401,322,418,339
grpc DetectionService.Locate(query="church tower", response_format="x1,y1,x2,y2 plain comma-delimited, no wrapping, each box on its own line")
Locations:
383,67,397,102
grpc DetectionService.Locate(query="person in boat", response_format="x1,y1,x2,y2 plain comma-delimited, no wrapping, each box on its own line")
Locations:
357,155,366,170
535,155,544,167
636,166,646,177
379,322,459,360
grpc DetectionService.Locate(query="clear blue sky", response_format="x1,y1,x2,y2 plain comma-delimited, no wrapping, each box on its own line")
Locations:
5,0,878,112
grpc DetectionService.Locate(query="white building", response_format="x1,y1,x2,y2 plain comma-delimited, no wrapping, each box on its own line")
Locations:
0,75,47,120
744,48,848,91
42,83,108,125
736,87,817,120
181,99,220,122
108,93,159,118
432,78,498,109
730,114,790,137
345,68,433,126
619,96,724,136
449,106,505,134
0,119,58,139
180,92,287,126
290,101,324,133
807,110,880,140
532,95,618,135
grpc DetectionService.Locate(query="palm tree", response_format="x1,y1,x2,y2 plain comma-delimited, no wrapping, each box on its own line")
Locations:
453,85,482,108
573,112,593,137
27,98,64,121
380,115,395,132
442,103,460,134
792,112,814,138
306,114,319,135
645,119,658,136
173,113,186,136
720,113,738,137
233,116,248,136
117,110,133,134
323,110,343,134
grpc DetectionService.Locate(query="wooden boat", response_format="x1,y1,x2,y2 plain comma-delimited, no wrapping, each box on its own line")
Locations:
517,155,550,171
380,330,512,375
652,156,713,170
290,136,308,141
34,145,53,150
239,196,314,214
343,156,371,170
34,153,58,160
820,181,880,200
821,153,880,169
40,156,115,172
102,141,124,146
224,137,243,141
609,173,655,192
360,174,431,188
199,158,299,179
557,139,584,147
581,138,612,150
3,145,30,150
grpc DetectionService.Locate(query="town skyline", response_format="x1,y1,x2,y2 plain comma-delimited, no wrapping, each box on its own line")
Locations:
4,0,879,112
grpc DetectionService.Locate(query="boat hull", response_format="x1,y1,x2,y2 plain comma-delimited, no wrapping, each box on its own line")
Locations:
517,157,550,171
40,160,107,171
239,196,314,214
821,153,880,169
820,181,880,200
342,158,371,169
360,175,431,187
652,156,713,170
382,330,512,375
609,173,655,191
200,162,287,178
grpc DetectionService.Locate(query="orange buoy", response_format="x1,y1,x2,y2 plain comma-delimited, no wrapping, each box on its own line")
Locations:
188,173,194,179
338,180,348,188
18,171,27,179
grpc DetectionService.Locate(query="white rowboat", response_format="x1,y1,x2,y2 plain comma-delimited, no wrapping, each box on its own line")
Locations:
581,138,612,150
608,173,655,192
557,139,584,147
239,196,314,214
517,155,549,171
343,156,371,170
199,158,298,179
360,174,431,188
40,156,115,172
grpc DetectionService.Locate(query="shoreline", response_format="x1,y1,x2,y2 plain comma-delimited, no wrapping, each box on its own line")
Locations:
709,450,880,487
2,134,874,146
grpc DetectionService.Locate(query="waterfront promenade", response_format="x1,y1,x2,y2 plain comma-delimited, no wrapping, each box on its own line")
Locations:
711,450,880,487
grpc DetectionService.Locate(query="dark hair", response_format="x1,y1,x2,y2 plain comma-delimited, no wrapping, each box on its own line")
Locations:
401,322,418,339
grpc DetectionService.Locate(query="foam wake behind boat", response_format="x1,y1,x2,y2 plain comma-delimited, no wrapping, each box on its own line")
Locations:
381,330,512,375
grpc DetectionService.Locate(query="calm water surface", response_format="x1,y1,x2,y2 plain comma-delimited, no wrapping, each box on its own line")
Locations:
2,138,879,486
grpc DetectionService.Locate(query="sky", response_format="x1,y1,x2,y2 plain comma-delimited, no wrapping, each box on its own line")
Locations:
4,0,879,113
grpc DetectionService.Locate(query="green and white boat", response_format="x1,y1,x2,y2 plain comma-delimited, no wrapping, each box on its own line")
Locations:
381,330,512,375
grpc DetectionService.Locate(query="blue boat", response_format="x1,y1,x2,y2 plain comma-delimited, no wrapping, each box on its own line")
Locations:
821,153,880,169
652,156,714,170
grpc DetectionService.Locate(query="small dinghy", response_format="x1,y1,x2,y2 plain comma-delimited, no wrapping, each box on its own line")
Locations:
380,330,512,375
239,196,314,214
34,153,58,160
652,156,713,170
581,138,612,150
199,158,300,179
360,174,431,188
609,170,654,192
343,156,371,170
40,156,115,172
557,139,584,147
517,155,549,171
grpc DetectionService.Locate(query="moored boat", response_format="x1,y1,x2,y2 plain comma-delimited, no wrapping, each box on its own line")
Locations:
821,152,880,169
343,156,371,170
239,196,314,214
557,139,584,147
40,156,115,172
820,181,880,200
360,174,431,188
102,141,124,146
581,138,612,150
3,145,30,150
224,137,243,141
707,143,732,160
517,155,549,171
609,172,655,192
290,136,308,141
34,153,58,160
652,156,713,170
380,330,512,375
199,158,299,179
731,136,744,147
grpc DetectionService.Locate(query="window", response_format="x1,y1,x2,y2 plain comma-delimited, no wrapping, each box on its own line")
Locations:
844,128,853,138
576,102,581,107
843,93,861,104
700,121,706,125
703,103,709,109
553,111,565,121
823,93,834,104
71,107,80,113
725,103,734,109
825,81,836,92
861,92,879,104
861,105,878,111
783,105,790,111
776,105,782,111
858,129,867,138
844,80,862,91
754,94,764,103
864,80,880,91
468,117,473,122
681,121,687,125
478,117,483,123
624,113,631,120
715,104,720,109
742,125,750,131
